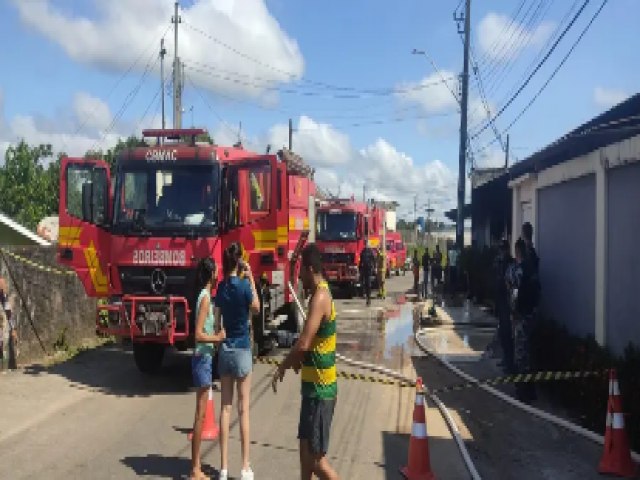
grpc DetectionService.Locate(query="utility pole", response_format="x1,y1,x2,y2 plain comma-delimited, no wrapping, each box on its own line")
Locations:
160,38,167,134
171,2,182,129
455,0,471,250
363,184,366,203
414,194,417,245
288,118,293,151
505,133,510,168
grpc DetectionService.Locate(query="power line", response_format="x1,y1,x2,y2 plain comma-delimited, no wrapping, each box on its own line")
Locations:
480,0,541,82
469,48,506,152
89,52,160,152
182,60,456,99
499,0,580,106
58,26,171,154
482,0,554,99
475,0,609,155
471,0,590,140
475,0,528,68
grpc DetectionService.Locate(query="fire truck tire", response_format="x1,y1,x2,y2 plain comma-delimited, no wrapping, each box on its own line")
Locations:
133,343,165,374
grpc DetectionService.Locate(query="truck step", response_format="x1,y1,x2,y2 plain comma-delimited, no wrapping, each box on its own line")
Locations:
267,314,289,329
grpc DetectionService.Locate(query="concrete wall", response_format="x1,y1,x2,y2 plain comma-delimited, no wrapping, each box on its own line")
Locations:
537,174,596,338
606,163,640,354
0,246,96,364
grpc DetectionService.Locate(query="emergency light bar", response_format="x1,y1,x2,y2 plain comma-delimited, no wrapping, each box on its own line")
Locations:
142,128,207,146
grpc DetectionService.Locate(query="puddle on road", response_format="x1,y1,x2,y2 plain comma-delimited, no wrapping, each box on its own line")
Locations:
416,326,494,363
383,303,422,363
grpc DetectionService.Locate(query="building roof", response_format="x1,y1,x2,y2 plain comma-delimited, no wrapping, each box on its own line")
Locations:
0,213,52,246
446,94,640,224
508,92,640,180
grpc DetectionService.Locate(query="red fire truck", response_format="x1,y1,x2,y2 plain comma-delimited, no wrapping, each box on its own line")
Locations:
316,198,385,297
57,128,315,373
386,231,406,276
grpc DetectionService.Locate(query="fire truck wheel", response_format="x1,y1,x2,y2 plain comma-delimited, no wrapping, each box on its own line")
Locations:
133,343,165,374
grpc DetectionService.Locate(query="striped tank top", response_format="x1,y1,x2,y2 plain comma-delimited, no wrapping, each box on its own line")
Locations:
301,281,337,399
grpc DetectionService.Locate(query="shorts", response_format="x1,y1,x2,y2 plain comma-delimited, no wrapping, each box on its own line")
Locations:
298,396,337,455
218,344,252,378
192,354,212,388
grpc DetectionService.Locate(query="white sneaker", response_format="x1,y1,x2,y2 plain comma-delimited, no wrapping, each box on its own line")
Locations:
219,469,228,480
240,466,254,480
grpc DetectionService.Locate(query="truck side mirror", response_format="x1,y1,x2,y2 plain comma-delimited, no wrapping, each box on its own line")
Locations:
356,214,363,239
81,182,94,223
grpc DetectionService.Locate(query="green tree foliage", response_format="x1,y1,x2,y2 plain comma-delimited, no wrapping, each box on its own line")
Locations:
85,135,146,172
0,141,61,229
195,131,214,144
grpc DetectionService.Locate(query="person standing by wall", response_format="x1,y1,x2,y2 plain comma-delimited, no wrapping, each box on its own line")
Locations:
521,222,539,273
447,241,459,295
509,239,538,403
376,248,386,300
412,250,420,297
421,249,430,299
494,240,514,374
216,243,260,480
431,245,443,290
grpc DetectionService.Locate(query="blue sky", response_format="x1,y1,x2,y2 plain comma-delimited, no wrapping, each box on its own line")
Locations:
1,0,638,220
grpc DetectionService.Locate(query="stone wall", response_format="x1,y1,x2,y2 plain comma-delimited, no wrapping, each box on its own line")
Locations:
0,246,96,364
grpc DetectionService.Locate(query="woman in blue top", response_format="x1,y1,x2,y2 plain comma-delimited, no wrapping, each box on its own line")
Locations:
216,243,260,480
190,257,226,480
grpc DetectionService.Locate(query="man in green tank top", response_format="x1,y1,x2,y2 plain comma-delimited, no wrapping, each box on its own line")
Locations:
272,243,339,479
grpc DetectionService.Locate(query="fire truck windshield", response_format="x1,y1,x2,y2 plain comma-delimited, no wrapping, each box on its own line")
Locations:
112,163,219,236
317,211,357,241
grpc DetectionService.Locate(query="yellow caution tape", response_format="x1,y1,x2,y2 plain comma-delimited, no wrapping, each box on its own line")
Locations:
0,247,75,276
254,356,607,391
253,356,415,387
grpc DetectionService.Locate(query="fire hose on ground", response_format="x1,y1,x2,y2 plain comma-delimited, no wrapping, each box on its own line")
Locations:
412,326,640,464
287,282,482,480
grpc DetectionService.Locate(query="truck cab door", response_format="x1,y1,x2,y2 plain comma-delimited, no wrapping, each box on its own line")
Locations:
58,157,112,297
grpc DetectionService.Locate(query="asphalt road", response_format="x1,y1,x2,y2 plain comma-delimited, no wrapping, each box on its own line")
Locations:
0,274,467,480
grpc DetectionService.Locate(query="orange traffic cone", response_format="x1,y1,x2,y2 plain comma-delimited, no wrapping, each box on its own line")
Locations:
598,369,638,478
188,386,219,441
401,377,436,480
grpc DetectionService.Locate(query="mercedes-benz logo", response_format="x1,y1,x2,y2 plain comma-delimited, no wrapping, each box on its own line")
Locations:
150,268,167,294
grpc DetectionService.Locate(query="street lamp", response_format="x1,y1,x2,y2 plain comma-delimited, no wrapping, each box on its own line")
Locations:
411,48,460,105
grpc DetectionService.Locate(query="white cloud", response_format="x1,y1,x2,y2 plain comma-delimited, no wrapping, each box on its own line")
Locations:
268,116,352,167
395,71,459,114
0,91,125,162
72,92,112,131
268,116,462,221
11,0,304,100
477,13,554,61
475,146,506,169
594,87,629,110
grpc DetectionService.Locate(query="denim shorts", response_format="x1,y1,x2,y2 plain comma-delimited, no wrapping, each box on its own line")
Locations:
192,354,213,388
218,344,252,378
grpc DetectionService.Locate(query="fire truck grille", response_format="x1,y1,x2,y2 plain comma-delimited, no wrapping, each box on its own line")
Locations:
321,252,355,265
118,267,196,297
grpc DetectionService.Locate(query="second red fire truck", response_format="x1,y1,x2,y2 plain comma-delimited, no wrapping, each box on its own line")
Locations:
316,197,385,297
